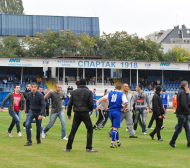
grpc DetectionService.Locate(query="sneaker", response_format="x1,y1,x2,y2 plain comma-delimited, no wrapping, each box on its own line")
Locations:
126,128,128,131
149,134,155,140
63,149,71,152
42,131,47,139
147,127,154,129
169,142,177,148
158,139,163,141
117,142,121,147
86,149,98,152
24,141,32,146
22,124,26,130
161,126,164,130
93,127,97,130
37,139,41,144
142,132,147,135
18,132,22,137
97,127,101,130
129,135,138,138
7,131,13,137
62,136,68,140
100,125,104,128
110,144,117,148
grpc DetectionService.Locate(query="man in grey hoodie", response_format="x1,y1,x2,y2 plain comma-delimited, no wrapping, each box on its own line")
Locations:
131,84,150,135
121,84,137,138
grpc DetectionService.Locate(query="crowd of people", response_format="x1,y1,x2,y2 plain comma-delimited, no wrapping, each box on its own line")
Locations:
1,78,190,152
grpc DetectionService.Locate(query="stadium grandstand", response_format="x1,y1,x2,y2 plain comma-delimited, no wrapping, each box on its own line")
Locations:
0,56,189,108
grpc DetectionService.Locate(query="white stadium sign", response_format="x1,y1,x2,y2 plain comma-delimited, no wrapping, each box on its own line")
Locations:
1,58,190,70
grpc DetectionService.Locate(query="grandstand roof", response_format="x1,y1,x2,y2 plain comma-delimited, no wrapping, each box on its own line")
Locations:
0,14,100,37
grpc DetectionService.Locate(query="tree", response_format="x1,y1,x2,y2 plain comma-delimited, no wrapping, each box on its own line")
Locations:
0,0,24,15
96,31,164,61
162,49,177,62
171,45,190,62
0,35,25,57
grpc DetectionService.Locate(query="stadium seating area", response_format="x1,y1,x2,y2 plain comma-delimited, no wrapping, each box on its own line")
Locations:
0,74,47,92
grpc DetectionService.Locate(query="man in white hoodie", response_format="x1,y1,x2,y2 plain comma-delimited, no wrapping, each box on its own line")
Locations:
121,84,138,138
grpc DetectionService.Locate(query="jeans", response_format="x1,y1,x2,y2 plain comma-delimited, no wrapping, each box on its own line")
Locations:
8,111,21,133
94,50,97,56
170,115,190,145
32,119,44,133
134,108,147,133
148,113,154,128
44,110,66,139
25,110,42,142
66,112,93,149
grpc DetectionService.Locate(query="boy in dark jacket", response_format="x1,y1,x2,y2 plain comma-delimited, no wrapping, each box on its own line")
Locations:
149,86,165,141
169,81,190,148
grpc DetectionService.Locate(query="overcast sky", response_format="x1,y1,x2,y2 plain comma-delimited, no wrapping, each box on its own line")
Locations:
22,0,190,38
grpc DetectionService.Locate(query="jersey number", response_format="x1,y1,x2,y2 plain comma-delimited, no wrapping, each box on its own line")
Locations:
111,94,117,102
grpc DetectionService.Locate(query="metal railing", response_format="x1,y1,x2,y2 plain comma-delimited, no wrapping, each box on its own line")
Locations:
54,48,107,57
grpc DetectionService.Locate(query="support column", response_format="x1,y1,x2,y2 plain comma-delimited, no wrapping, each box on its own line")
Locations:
162,70,164,86
96,68,97,85
63,67,65,90
102,68,104,87
77,68,79,79
58,67,59,84
83,68,85,78
43,67,48,77
137,69,138,85
130,69,131,86
51,67,56,78
21,67,23,84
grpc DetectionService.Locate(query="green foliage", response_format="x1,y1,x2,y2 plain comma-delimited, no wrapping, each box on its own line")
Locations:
0,30,165,60
171,45,190,62
162,49,177,62
0,35,25,57
0,0,24,14
94,31,164,61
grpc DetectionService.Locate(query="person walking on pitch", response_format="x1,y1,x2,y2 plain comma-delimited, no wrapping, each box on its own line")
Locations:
42,84,67,140
63,79,98,152
149,86,165,141
101,82,128,148
24,83,46,146
1,84,25,137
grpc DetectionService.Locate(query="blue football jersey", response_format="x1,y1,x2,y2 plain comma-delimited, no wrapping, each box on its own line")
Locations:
65,96,69,103
93,93,96,104
108,91,127,113
161,93,168,105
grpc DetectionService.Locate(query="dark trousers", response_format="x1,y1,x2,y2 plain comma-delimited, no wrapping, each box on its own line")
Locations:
66,112,93,149
150,116,163,139
94,110,106,127
25,110,42,143
45,103,49,117
170,115,190,145
148,113,155,128
102,112,109,126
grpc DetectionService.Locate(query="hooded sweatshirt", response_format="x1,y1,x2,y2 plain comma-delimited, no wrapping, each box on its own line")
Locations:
131,91,150,109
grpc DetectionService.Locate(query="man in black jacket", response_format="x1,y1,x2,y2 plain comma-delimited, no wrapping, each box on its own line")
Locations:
63,79,98,152
149,86,165,141
169,81,190,148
